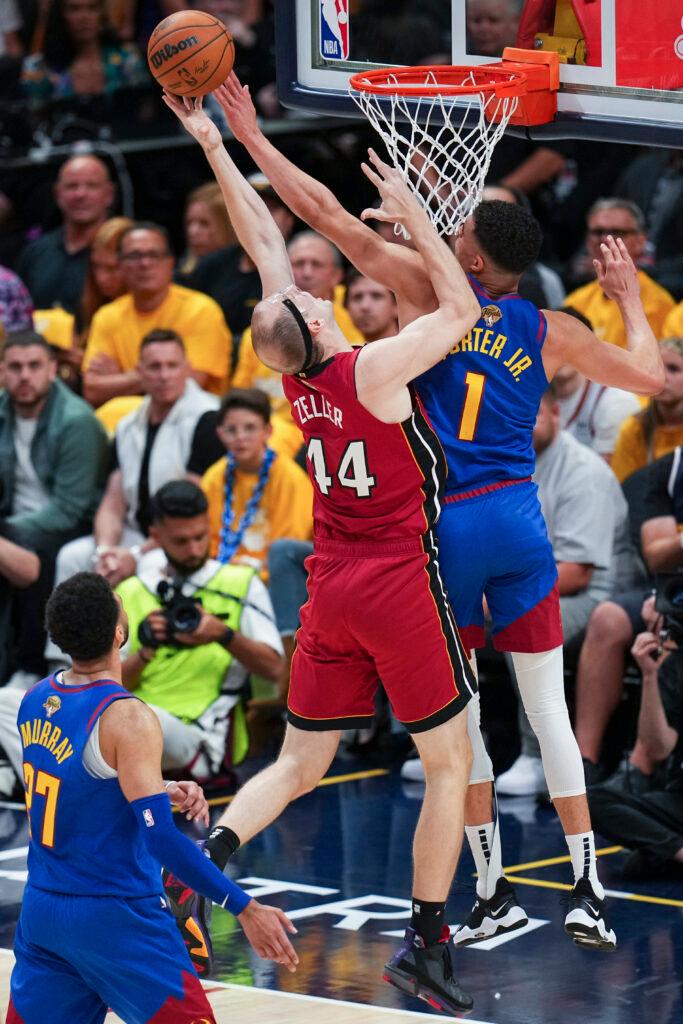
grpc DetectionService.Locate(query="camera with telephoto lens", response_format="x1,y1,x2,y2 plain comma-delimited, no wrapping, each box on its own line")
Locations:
137,580,203,648
654,573,683,648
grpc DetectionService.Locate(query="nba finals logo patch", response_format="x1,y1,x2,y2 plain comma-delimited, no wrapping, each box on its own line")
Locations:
143,808,155,828
320,0,349,61
481,304,502,328
43,695,61,719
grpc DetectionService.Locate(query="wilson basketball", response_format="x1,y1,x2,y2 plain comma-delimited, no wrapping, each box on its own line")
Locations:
147,10,234,97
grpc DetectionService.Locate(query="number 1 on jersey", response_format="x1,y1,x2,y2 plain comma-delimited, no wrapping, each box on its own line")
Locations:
458,371,486,442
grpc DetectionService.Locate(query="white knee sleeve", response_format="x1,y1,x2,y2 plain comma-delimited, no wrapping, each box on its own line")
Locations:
466,656,494,785
511,647,585,799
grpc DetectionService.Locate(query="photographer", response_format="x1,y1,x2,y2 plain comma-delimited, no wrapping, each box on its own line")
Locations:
588,608,683,878
116,479,283,777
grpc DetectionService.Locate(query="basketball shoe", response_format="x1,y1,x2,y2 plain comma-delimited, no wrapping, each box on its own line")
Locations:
162,843,213,975
453,876,528,946
563,878,617,951
383,925,473,1015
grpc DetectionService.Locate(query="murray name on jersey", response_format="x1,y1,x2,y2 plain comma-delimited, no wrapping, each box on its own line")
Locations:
20,717,74,765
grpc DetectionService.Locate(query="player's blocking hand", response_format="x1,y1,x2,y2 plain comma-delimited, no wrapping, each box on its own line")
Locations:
593,235,640,305
213,72,258,143
238,900,299,972
360,148,419,228
166,780,210,825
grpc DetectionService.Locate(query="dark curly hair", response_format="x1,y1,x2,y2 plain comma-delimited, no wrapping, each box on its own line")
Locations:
472,200,543,276
45,572,120,661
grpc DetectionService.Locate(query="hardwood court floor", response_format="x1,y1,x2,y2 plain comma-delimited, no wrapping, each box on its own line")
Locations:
0,951,450,1023
0,757,681,1024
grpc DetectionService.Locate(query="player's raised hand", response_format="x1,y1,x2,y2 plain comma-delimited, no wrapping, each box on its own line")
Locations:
166,780,210,825
594,235,640,306
213,72,258,143
360,148,419,228
238,900,299,972
162,91,223,152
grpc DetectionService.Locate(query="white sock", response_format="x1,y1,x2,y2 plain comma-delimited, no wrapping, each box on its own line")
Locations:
566,831,604,899
465,822,503,899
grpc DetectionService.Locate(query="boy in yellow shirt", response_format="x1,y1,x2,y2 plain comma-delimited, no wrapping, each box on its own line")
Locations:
201,388,313,578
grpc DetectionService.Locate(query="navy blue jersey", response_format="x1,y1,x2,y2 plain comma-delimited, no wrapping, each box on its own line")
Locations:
17,674,162,897
415,276,549,494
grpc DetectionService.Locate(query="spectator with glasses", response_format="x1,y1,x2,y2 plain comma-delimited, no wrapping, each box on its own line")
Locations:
564,199,675,352
82,221,232,406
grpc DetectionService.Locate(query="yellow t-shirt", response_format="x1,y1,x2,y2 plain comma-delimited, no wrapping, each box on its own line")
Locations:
232,300,363,456
662,302,683,340
611,415,683,482
33,308,75,350
82,284,232,395
201,450,313,578
564,271,675,350
95,395,144,435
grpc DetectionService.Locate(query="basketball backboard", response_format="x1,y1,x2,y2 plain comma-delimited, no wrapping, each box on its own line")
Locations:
275,1,683,146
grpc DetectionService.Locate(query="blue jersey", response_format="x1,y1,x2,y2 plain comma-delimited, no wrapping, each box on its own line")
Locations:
17,674,162,898
415,276,549,494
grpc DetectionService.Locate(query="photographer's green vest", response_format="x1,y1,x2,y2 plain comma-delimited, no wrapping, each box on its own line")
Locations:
116,564,255,765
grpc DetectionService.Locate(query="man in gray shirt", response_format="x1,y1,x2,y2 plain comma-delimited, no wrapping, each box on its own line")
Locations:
497,385,634,796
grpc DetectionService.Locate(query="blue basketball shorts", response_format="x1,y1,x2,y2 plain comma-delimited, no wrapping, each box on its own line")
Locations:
8,885,216,1024
436,479,563,654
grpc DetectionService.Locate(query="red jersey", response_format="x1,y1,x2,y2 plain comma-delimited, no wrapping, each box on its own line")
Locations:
283,348,446,543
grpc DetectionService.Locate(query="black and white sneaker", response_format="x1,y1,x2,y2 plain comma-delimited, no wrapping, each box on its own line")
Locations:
453,877,528,946
564,878,617,952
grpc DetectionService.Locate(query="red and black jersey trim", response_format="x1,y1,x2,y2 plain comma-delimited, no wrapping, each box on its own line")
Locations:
401,396,448,529
414,529,478,725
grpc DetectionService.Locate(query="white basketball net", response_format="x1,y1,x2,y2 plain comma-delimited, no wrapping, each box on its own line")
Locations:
350,70,519,238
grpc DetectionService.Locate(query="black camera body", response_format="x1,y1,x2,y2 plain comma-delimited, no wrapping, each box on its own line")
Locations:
138,580,203,649
654,573,683,646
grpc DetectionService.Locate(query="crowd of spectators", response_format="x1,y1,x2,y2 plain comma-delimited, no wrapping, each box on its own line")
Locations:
0,0,682,879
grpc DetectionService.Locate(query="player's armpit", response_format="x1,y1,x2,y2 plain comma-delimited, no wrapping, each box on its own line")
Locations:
98,698,167,804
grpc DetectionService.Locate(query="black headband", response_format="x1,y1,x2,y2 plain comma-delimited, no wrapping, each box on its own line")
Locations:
282,297,314,373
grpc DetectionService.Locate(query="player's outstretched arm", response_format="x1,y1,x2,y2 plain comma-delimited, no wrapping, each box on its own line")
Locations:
214,74,433,320
355,154,479,420
100,699,299,971
543,236,665,395
163,92,293,297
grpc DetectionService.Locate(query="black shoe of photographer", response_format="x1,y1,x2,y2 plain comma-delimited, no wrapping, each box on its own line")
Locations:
622,850,683,881
582,758,607,788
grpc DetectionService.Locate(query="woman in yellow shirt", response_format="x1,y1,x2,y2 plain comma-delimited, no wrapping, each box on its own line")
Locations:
612,338,683,482
201,388,313,578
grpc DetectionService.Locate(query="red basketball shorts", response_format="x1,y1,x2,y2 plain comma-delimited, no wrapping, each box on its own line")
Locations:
287,533,477,734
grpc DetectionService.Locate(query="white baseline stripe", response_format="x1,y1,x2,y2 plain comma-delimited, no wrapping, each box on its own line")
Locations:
0,948,497,1023
204,981,498,1023
0,848,28,862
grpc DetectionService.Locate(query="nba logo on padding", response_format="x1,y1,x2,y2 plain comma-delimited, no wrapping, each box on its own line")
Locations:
320,0,349,61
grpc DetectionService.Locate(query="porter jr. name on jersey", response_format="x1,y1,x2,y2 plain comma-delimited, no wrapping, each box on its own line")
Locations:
450,327,533,382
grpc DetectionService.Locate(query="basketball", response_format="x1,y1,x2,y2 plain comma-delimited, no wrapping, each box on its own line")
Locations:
147,10,234,97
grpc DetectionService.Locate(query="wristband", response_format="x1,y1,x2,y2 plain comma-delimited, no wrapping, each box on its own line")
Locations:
219,626,235,648
131,792,252,916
